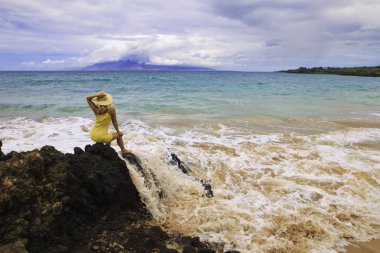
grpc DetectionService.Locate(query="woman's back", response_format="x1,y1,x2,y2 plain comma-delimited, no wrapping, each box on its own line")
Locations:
90,111,112,143
93,112,111,131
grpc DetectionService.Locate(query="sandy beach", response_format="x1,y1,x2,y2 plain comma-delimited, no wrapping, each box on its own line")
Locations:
346,239,380,253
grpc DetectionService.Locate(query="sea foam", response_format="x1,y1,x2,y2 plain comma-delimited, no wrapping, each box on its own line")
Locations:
0,117,93,154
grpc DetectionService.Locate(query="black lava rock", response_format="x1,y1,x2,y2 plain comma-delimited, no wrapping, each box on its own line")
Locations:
170,153,190,174
0,144,143,253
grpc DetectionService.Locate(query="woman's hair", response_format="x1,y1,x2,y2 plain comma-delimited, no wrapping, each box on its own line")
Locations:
96,104,111,115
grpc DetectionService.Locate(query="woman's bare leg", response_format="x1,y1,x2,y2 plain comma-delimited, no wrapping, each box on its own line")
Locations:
117,136,130,153
111,132,130,153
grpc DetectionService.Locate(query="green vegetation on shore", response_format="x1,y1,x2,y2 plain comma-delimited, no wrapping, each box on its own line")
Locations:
281,66,380,77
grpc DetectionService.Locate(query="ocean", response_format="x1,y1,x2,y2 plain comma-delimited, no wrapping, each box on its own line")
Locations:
1,71,380,252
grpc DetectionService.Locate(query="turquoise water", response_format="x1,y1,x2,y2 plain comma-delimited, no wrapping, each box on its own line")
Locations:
1,71,379,125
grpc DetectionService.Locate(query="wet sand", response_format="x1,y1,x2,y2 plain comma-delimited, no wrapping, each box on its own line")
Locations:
346,239,380,253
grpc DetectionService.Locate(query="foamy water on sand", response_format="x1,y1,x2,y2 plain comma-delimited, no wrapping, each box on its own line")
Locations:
1,116,379,253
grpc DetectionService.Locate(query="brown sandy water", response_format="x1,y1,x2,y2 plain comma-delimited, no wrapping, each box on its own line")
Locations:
346,239,380,253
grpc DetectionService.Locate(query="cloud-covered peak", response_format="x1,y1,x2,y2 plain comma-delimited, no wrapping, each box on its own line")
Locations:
121,52,150,64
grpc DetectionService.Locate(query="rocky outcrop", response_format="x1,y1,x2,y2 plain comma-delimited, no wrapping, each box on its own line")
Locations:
0,143,238,253
169,153,214,198
0,143,144,252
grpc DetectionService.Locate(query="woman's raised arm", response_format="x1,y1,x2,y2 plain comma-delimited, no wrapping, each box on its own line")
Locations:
86,91,105,114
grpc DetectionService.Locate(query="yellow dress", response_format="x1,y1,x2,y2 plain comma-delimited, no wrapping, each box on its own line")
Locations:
90,112,113,143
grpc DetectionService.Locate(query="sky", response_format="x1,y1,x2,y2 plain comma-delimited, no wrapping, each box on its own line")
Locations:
0,0,379,71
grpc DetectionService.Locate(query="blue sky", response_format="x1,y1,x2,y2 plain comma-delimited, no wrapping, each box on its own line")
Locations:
0,0,379,71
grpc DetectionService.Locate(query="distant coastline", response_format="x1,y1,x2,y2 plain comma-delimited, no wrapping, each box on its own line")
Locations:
280,66,380,77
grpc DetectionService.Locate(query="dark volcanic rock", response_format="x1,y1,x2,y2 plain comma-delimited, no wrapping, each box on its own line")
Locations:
122,152,144,172
170,153,214,198
179,236,216,253
170,153,190,174
0,144,144,253
67,143,141,214
0,240,28,253
0,140,4,161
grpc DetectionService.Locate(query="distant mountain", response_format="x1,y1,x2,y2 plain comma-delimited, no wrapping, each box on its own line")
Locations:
82,60,213,71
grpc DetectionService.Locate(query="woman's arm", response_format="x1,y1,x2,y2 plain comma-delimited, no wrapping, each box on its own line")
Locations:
109,106,123,135
86,91,105,114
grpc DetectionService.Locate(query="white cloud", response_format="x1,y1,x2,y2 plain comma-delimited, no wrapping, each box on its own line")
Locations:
21,61,36,66
43,59,65,65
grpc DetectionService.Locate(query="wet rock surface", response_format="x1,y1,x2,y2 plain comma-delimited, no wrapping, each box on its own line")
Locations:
0,141,5,161
0,143,238,253
169,153,214,198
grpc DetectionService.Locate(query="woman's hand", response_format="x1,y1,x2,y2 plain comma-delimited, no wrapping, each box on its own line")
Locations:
87,91,106,100
117,131,124,137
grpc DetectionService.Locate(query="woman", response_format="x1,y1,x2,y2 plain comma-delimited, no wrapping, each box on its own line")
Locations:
86,91,130,154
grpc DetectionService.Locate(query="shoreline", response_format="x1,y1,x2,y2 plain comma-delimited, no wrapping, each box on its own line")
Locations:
346,239,380,253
